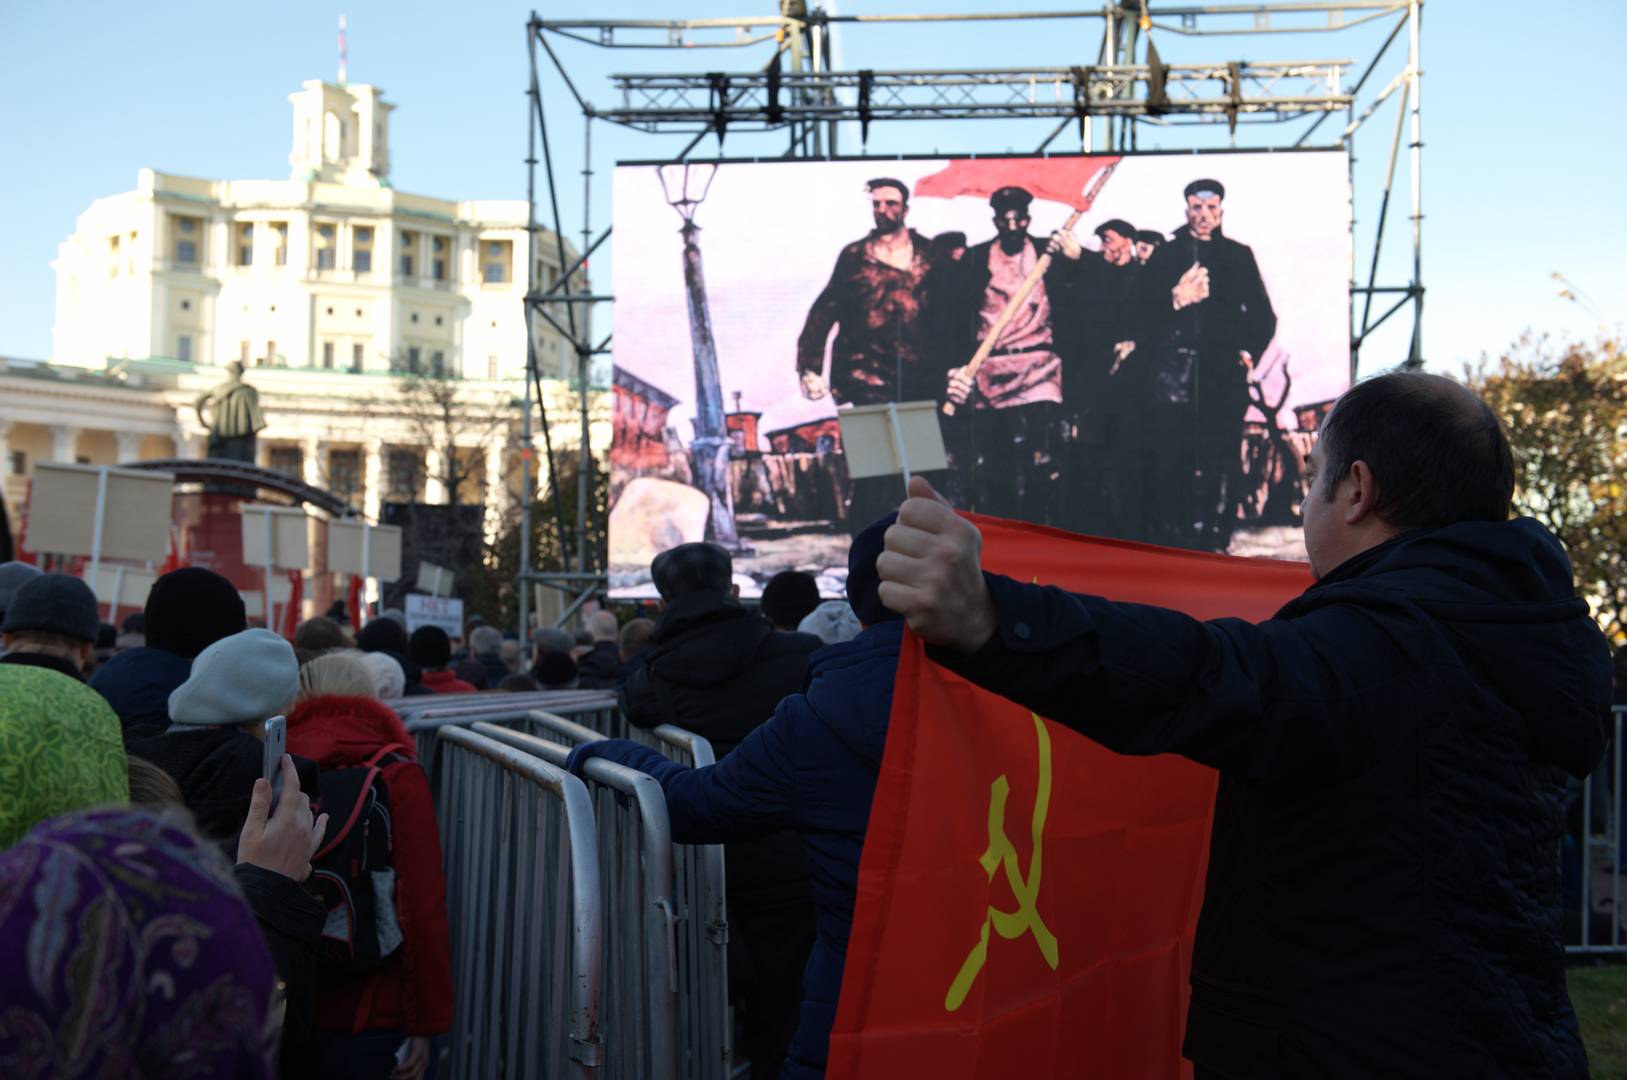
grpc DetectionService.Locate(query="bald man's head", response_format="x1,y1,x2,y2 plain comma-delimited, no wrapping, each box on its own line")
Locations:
1316,371,1514,531
586,610,620,643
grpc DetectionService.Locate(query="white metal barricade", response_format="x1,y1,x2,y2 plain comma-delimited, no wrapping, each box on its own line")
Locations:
433,726,602,1078
523,710,733,1080
474,722,681,1080
1566,706,1625,956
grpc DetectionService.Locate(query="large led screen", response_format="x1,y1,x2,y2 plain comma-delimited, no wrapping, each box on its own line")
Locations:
610,150,1351,598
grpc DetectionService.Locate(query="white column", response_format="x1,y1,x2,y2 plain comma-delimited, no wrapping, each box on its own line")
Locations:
302,437,323,490
0,420,12,480
482,439,506,545
114,431,141,464
175,427,205,460
424,444,445,504
51,424,81,463
362,439,383,522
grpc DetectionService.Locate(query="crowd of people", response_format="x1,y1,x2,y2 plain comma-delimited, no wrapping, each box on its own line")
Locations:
0,371,1619,1079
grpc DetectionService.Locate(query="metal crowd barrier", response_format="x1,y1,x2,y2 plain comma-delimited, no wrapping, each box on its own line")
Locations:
525,711,733,1080
397,691,618,766
474,722,681,1080
1566,705,1626,956
432,726,602,1079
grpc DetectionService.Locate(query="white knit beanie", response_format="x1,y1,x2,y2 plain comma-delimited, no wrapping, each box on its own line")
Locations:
168,628,299,727
359,650,406,700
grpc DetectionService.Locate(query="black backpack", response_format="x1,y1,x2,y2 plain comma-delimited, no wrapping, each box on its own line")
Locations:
310,743,408,979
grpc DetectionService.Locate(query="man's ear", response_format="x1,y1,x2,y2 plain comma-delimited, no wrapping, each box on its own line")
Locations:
1345,459,1382,525
76,642,95,670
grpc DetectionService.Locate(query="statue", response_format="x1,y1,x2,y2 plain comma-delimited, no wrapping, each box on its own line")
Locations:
194,361,267,463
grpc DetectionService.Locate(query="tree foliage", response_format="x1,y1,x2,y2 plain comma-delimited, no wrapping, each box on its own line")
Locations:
1464,335,1626,642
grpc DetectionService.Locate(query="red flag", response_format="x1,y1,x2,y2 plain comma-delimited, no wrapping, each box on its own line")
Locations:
280,569,304,641
13,479,39,566
828,515,1311,1080
913,156,1122,209
346,573,364,631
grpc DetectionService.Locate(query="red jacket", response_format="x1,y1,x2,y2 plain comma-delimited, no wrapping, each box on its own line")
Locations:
286,694,453,1036
421,669,479,695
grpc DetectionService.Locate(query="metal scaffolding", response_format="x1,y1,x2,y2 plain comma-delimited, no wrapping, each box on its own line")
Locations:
518,1,1425,624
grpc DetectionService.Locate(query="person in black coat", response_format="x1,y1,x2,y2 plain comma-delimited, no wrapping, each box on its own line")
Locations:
1130,178,1276,550
575,610,623,690
571,515,904,1080
622,541,823,1078
878,372,1611,1080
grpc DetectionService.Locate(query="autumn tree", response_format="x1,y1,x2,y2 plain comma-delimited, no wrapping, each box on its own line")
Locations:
1465,335,1626,642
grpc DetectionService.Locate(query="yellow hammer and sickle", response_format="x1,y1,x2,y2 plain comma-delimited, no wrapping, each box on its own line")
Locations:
944,711,1059,1012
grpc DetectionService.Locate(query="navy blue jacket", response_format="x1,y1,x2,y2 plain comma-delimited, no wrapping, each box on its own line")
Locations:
88,645,192,731
935,519,1611,1080
571,620,903,1080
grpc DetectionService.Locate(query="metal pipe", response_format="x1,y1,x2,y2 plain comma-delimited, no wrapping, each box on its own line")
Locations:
578,118,594,578
1358,81,1409,340
1405,0,1423,366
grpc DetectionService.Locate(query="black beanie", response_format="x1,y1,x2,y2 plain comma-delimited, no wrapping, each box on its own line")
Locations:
846,512,901,627
760,570,821,629
409,625,452,670
144,568,248,660
357,617,411,656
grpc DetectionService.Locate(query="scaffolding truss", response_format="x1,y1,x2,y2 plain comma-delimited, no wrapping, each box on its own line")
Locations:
517,2,1424,626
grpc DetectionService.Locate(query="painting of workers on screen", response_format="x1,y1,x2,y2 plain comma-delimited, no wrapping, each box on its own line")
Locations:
609,150,1351,597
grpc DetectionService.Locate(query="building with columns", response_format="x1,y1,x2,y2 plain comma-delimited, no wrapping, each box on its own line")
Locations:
2,76,607,560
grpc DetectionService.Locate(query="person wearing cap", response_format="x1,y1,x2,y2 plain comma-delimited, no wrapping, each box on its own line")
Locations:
797,177,948,530
357,614,432,696
90,566,249,731
408,625,479,694
530,624,580,689
0,572,103,681
1131,177,1277,550
1133,227,1165,265
568,515,905,1080
936,185,1088,526
0,560,43,639
620,540,824,1078
760,569,822,632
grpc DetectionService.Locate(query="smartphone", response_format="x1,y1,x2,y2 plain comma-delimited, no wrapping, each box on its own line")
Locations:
263,715,287,811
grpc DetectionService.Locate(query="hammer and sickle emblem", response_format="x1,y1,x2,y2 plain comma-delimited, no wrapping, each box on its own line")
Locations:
944,712,1059,1012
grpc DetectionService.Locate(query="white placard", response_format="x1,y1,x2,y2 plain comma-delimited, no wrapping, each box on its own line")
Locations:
328,520,403,581
240,504,311,570
82,564,158,608
415,561,455,597
837,401,950,481
27,462,174,562
405,593,465,637
240,579,295,620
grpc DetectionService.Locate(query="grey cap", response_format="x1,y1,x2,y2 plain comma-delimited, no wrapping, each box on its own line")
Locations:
1,573,100,643
531,626,575,654
0,561,43,619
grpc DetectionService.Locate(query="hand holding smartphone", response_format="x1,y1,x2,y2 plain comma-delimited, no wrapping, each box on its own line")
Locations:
262,716,287,811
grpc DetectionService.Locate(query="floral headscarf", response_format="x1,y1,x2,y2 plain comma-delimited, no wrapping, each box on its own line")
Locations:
0,666,127,849
0,808,282,1078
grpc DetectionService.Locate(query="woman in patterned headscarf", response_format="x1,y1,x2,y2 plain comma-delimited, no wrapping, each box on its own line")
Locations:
0,807,283,1078
0,665,127,849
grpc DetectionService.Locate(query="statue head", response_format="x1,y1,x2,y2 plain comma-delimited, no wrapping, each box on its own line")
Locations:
225,361,245,379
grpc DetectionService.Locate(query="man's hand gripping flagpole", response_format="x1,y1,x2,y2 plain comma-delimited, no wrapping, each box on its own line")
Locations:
876,477,998,655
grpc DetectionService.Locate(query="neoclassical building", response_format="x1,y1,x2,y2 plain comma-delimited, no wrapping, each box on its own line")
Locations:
2,77,607,547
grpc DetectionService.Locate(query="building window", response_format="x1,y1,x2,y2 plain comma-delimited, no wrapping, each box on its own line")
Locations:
352,343,364,372
10,450,25,475
410,312,419,324
352,225,373,273
386,449,423,501
177,335,193,363
431,236,449,281
108,234,121,276
434,314,443,326
399,230,417,276
180,299,191,311
235,222,254,266
268,445,303,477
405,346,422,374
270,222,287,266
329,449,361,497
430,350,446,377
322,341,335,369
315,223,336,270
240,341,251,364
173,215,202,266
482,240,512,284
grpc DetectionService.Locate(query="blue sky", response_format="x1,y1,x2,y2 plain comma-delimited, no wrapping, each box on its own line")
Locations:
2,1,1622,375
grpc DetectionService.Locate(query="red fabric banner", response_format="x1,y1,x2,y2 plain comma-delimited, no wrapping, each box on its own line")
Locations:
280,569,304,641
827,515,1311,1079
346,574,364,633
913,156,1122,209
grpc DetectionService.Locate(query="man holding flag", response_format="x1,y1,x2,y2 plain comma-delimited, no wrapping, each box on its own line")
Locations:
878,371,1610,1079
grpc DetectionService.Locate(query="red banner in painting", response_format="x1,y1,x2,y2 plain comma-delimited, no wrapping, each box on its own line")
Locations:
827,515,1311,1079
913,156,1122,209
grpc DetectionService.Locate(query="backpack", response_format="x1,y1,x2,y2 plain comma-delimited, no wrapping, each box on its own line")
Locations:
309,743,408,979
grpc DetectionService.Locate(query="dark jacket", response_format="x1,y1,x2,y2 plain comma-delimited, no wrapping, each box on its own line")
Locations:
932,520,1611,1079
124,724,323,853
235,863,325,1079
288,694,453,1037
476,652,509,689
1130,225,1275,407
572,620,903,1080
88,645,192,729
932,234,1088,382
621,591,823,755
575,640,622,690
0,650,85,681
796,229,939,405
